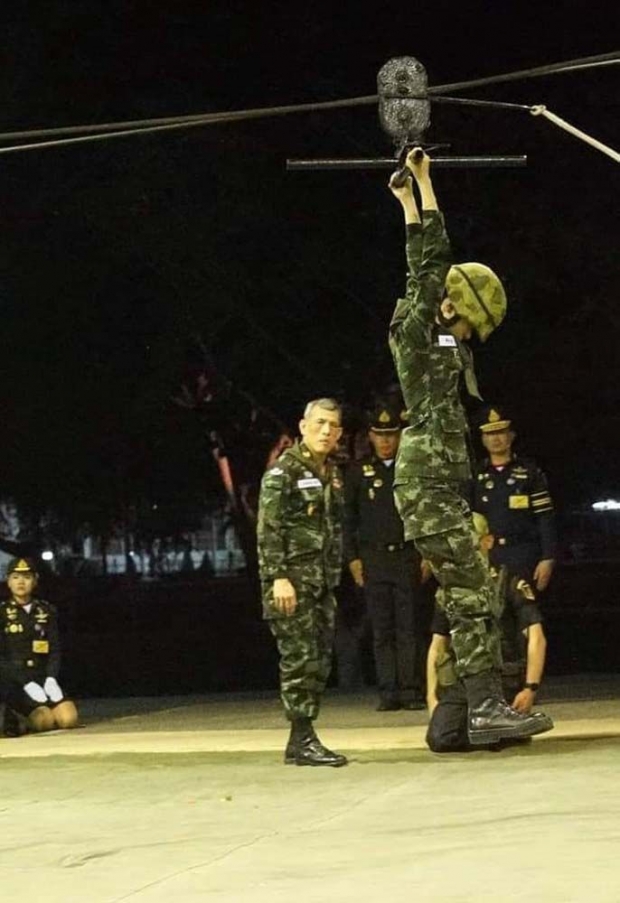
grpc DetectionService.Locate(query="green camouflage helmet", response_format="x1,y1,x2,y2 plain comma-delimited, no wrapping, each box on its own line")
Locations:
445,263,507,342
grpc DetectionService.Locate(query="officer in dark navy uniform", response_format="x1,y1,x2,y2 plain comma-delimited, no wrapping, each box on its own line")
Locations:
344,407,426,710
473,408,557,591
0,557,79,736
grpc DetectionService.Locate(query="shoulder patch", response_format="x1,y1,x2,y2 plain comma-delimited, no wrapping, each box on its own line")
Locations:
516,578,536,601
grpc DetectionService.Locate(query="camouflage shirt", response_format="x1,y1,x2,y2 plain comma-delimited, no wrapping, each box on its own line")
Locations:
257,440,344,592
389,211,477,483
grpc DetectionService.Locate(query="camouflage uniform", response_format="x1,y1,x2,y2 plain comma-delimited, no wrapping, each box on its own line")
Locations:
257,440,343,721
427,570,543,751
388,211,501,678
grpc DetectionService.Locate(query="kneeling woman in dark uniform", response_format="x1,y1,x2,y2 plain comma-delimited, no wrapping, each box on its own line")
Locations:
1,557,78,736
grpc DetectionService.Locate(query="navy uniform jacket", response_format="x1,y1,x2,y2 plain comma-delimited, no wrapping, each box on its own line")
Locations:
0,598,61,691
344,455,416,581
473,454,557,579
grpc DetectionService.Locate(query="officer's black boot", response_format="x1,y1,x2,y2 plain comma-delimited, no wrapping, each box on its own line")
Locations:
285,717,348,767
464,670,553,746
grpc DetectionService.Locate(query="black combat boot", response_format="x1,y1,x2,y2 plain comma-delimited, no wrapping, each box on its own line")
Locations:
284,717,348,767
464,671,553,746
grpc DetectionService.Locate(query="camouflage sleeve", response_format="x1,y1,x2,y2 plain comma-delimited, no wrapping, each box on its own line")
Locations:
391,211,452,342
530,466,558,559
256,465,292,582
404,222,423,297
343,464,362,563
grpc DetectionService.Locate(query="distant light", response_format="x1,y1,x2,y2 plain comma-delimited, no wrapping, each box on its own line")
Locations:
592,499,620,511
41,550,54,561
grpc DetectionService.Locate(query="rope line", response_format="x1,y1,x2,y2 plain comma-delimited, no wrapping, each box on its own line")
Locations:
0,51,616,153
529,106,620,163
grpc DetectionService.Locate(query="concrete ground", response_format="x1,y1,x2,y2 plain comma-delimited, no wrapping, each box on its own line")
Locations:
1,675,619,902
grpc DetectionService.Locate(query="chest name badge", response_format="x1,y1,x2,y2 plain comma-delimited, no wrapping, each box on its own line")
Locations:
297,477,322,489
438,334,457,347
32,640,49,654
509,495,530,509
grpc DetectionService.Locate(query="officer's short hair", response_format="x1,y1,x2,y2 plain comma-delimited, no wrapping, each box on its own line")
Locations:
303,398,342,421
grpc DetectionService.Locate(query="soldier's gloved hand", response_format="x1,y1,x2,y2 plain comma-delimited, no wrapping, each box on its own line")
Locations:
44,676,64,703
272,578,297,616
23,681,48,704
348,559,364,587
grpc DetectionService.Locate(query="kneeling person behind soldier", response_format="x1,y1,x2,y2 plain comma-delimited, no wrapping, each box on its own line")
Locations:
1,558,79,737
426,515,549,752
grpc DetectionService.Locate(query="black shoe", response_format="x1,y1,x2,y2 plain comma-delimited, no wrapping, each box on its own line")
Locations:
376,700,402,712
3,707,26,738
468,698,554,746
295,736,348,767
401,699,426,711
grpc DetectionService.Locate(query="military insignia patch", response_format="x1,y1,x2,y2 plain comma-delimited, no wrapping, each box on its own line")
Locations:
297,478,321,489
509,495,530,509
32,640,50,654
516,579,536,601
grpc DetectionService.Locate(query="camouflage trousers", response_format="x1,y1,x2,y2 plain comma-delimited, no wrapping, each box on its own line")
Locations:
267,586,336,721
394,477,502,678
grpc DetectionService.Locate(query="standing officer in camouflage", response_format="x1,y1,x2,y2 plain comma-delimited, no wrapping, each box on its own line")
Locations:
387,148,552,745
344,406,426,710
257,398,347,766
474,407,557,591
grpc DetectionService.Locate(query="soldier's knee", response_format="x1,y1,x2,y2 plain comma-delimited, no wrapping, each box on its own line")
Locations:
28,706,56,733
53,700,79,730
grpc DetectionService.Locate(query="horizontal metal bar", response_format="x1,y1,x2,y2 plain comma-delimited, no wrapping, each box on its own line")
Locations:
286,156,527,171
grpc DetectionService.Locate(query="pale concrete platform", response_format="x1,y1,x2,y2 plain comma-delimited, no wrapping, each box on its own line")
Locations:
0,677,619,902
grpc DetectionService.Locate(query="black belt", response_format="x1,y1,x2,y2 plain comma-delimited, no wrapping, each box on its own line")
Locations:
361,542,408,552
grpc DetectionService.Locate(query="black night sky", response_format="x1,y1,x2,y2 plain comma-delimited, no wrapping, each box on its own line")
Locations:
1,1,618,534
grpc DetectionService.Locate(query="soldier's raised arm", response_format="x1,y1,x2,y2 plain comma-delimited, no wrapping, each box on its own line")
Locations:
389,149,451,336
